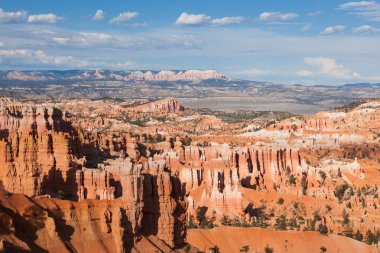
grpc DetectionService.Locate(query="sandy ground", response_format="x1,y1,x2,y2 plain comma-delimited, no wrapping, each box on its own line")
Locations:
187,226,379,253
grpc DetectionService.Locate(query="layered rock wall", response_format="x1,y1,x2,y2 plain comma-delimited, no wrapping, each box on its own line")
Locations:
0,98,79,197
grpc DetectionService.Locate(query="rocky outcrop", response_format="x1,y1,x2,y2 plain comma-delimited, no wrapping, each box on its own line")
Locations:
127,98,185,114
0,193,183,253
0,97,79,198
0,98,187,249
159,140,303,218
1,96,379,252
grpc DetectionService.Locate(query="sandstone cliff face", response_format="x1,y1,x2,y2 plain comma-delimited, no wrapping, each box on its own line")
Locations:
159,139,303,218
0,193,183,253
0,98,79,198
0,98,187,249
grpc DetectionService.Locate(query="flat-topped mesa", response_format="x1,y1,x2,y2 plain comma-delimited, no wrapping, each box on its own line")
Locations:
127,69,226,81
128,97,186,114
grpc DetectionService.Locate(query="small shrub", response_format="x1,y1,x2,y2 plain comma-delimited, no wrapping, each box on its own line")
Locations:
240,245,250,253
288,174,296,186
181,136,192,146
264,245,274,253
335,183,349,202
310,211,322,231
287,217,298,230
318,224,328,235
277,197,284,205
365,229,380,245
354,229,363,242
342,209,350,226
220,215,231,226
196,207,216,229
209,245,220,253
275,215,287,230
57,190,65,199
319,171,327,181
360,197,366,208
301,175,308,195
286,166,291,175
187,214,197,229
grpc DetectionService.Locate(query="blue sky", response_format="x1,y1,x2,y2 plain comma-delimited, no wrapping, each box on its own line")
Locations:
0,0,380,85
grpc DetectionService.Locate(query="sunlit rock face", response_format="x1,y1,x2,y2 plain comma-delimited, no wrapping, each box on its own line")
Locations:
0,97,79,197
0,98,187,248
1,97,379,252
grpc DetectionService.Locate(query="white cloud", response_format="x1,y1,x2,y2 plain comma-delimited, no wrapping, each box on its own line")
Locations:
301,24,312,31
353,24,379,33
27,13,61,24
109,11,138,24
308,11,323,16
294,70,314,77
0,47,141,69
368,75,380,81
259,12,298,23
0,49,88,67
0,7,27,23
93,10,105,20
176,13,244,26
131,22,148,27
111,61,137,69
176,12,211,26
211,16,244,26
0,41,4,47
236,68,273,76
52,37,70,45
48,32,114,48
321,25,345,35
339,1,380,21
0,49,31,56
1,25,380,84
79,32,112,40
304,57,360,80
339,1,376,9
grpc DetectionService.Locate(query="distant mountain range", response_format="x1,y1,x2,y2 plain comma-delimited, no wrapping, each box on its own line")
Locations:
0,70,379,114
0,69,226,82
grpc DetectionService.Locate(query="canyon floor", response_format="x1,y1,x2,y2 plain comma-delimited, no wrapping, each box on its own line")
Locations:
0,95,379,253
